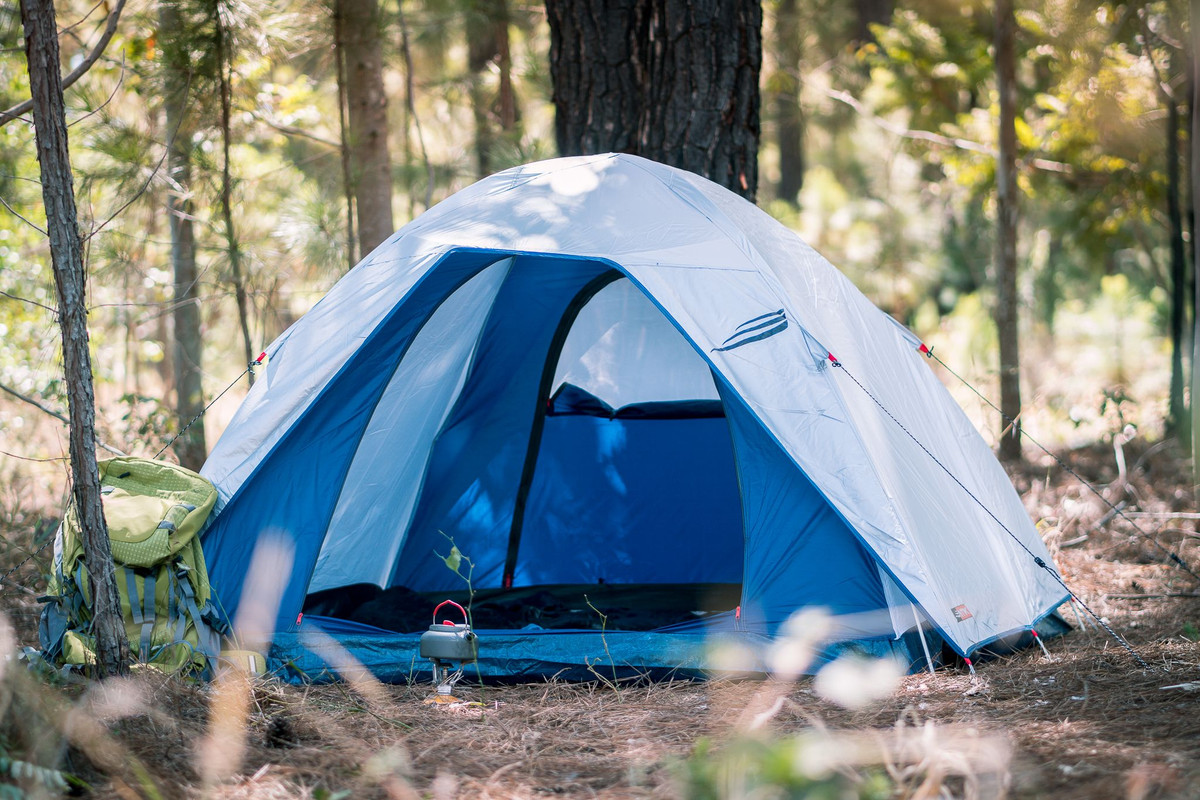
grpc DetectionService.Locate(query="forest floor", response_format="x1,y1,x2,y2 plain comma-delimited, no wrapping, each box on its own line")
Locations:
1,440,1199,799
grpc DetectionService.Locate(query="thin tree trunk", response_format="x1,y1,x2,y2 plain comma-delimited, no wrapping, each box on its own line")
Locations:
547,0,762,200
336,0,394,257
20,0,129,678
333,0,358,270
495,3,516,134
772,0,803,206
994,0,1021,463
1190,0,1200,478
215,3,255,386
467,0,517,177
467,2,498,178
397,0,434,210
1168,48,1187,439
161,0,207,471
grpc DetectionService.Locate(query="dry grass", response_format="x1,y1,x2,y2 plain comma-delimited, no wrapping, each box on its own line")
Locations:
1,440,1199,799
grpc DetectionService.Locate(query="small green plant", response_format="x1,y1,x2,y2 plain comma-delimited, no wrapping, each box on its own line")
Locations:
675,735,892,800
583,594,622,696
435,533,476,629
1182,622,1200,642
0,752,71,799
434,534,483,695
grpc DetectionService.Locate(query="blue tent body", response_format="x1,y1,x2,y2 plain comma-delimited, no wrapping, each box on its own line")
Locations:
200,155,1066,681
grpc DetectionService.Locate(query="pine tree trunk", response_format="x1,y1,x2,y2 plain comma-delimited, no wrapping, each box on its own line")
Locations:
336,0,394,256
994,0,1022,463
161,0,207,471
547,0,762,200
20,0,130,678
772,0,803,206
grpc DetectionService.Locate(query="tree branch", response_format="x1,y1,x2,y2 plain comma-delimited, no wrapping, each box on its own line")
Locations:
0,288,57,314
250,110,341,149
0,192,47,234
0,382,126,457
823,87,1076,176
0,0,128,129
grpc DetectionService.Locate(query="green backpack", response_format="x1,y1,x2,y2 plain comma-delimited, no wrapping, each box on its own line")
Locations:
39,457,229,677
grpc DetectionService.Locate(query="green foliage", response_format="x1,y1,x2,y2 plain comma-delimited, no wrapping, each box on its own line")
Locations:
833,0,1178,332
0,753,70,797
0,0,1189,478
313,788,352,800
435,533,476,626
675,735,892,800
439,543,463,576
119,393,177,449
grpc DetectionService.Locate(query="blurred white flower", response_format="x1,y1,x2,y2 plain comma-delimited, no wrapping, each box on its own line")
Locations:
813,654,903,709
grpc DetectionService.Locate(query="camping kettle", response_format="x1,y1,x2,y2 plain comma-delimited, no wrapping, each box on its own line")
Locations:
419,600,477,662
420,600,477,695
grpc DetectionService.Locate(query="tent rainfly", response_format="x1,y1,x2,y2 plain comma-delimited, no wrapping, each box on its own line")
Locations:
200,154,1067,681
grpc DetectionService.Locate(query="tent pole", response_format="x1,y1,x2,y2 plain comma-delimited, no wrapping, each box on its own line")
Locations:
911,604,935,675
1069,598,1090,631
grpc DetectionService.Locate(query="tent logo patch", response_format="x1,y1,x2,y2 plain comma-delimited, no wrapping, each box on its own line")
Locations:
951,604,973,622
713,309,788,352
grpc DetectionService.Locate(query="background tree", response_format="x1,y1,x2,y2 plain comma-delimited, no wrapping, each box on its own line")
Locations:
769,0,803,207
160,0,208,471
545,0,762,199
336,0,394,257
994,0,1021,462
467,0,518,177
215,0,256,386
1,0,1194,523
20,0,129,676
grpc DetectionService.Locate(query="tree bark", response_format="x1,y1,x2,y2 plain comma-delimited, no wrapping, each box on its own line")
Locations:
994,0,1022,462
546,0,762,200
336,0,394,257
20,0,130,678
161,0,207,471
771,0,803,206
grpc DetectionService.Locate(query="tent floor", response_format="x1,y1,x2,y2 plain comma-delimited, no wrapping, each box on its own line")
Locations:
302,582,742,634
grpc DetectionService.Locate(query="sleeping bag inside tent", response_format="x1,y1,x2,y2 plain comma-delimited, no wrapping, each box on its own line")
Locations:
199,154,1068,682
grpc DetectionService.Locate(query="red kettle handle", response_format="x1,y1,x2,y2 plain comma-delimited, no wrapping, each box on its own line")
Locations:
431,599,468,626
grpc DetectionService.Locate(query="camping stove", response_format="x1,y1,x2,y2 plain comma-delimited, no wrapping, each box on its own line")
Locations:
419,600,477,695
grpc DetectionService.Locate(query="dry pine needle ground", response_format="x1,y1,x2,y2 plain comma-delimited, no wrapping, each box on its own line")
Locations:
1,442,1198,799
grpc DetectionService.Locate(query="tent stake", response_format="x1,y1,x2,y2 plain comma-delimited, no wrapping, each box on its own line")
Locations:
911,604,935,675
1031,629,1053,661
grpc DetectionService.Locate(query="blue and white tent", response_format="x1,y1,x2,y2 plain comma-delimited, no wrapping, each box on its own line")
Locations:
200,154,1066,680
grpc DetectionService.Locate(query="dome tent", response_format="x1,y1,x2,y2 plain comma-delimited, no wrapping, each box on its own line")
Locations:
200,154,1066,680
